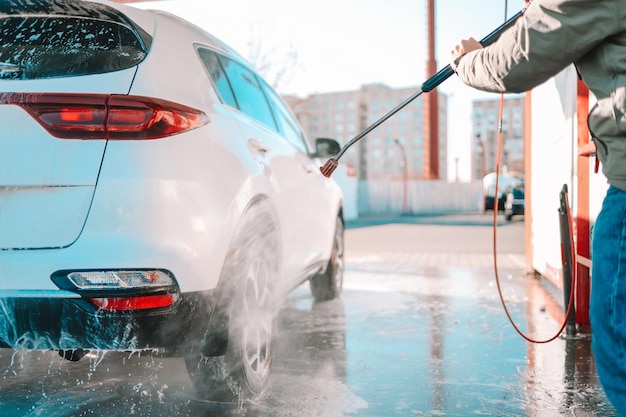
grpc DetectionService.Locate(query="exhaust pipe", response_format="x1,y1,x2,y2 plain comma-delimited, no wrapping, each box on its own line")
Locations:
59,349,88,362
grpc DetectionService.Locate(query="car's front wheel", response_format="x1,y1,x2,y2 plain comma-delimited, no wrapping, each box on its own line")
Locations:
310,216,344,302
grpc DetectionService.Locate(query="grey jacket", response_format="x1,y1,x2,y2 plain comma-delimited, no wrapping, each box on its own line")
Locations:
455,0,626,192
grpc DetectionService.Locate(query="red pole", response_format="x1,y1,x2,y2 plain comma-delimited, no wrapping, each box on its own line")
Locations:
523,3,534,275
425,0,439,179
575,79,591,327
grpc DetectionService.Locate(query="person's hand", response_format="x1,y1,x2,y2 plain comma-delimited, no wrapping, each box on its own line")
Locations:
579,141,596,156
450,37,483,69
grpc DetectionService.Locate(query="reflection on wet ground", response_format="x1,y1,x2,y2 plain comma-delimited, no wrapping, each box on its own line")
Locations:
0,220,619,416
331,267,616,416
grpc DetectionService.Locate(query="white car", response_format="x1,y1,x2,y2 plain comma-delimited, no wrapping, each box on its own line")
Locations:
0,0,344,402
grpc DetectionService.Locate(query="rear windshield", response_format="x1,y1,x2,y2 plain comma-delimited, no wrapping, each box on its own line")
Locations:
0,14,151,80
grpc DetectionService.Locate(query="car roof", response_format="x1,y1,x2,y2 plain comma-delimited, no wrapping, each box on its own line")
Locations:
144,9,250,64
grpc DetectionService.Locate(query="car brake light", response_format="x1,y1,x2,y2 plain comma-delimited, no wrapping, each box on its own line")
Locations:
90,294,177,311
1,93,209,139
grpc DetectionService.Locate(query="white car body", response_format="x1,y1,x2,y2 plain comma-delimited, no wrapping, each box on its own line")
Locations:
0,2,344,396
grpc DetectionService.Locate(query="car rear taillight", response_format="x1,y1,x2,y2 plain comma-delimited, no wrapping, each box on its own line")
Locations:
90,294,178,311
0,93,209,139
51,269,180,312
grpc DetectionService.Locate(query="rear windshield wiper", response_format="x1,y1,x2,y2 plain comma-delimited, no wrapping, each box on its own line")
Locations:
0,62,24,79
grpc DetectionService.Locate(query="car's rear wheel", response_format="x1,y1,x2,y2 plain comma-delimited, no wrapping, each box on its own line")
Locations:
310,216,344,302
185,202,279,402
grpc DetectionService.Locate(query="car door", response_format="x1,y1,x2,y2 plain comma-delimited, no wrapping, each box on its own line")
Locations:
259,81,340,280
197,48,332,284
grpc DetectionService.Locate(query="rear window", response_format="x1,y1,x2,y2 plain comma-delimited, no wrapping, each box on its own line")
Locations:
0,6,151,80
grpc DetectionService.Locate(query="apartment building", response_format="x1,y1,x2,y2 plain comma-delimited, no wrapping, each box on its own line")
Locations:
471,96,525,180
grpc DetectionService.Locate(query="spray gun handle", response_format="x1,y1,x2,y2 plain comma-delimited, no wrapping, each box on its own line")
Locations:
421,9,525,92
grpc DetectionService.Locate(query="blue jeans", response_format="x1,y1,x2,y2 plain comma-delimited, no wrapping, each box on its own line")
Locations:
591,186,626,415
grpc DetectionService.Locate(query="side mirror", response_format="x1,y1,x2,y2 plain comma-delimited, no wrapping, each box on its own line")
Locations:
313,137,341,158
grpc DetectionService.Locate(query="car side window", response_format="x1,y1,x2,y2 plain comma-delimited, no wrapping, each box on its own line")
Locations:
197,48,238,109
217,56,278,131
262,82,309,153
197,48,304,149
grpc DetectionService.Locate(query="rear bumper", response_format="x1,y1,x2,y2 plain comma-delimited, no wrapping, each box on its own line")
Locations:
0,291,219,352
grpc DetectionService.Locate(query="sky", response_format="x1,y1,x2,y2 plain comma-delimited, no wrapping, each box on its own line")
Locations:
132,0,527,181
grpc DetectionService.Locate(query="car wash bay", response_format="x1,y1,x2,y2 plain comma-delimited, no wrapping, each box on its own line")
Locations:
0,214,617,416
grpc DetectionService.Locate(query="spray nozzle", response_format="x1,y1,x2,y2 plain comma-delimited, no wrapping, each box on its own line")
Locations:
320,158,339,178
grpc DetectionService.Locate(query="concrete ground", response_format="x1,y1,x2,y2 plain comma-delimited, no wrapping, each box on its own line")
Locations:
340,212,617,416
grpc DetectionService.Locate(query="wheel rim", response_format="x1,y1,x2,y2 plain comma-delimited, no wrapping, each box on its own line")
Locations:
242,258,273,379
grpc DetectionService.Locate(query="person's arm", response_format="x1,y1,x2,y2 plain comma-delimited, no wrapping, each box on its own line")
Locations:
452,0,621,93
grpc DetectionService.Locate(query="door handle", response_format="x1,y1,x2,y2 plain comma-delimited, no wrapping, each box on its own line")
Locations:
247,138,270,155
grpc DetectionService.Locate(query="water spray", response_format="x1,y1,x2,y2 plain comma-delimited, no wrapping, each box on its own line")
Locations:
320,7,526,178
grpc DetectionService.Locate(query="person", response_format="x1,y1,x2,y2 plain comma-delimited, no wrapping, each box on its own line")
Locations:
450,0,626,414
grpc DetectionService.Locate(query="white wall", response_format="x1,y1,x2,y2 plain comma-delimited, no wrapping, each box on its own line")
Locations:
529,66,577,287
530,65,608,287
356,180,484,215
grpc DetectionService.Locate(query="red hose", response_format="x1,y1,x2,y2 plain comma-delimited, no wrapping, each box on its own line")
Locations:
493,94,576,344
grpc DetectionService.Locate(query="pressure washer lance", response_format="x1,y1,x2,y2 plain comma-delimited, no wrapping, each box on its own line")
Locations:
320,7,526,178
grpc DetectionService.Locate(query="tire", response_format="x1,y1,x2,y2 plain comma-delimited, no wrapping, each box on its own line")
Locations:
185,202,279,402
310,216,344,302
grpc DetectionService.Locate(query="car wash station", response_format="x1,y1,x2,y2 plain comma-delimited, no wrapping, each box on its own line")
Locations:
0,0,621,416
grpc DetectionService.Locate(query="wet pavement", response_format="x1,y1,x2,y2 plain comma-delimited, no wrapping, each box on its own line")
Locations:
0,214,619,416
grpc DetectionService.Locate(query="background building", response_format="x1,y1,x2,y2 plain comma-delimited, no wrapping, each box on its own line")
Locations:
286,83,448,181
471,96,525,179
